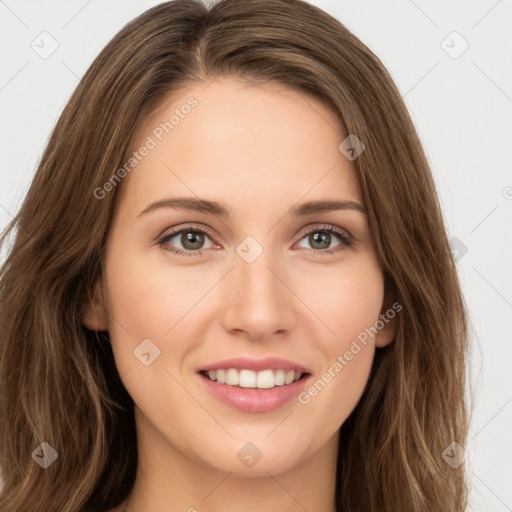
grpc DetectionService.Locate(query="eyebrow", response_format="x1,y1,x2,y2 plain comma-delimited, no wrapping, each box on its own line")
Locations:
137,196,367,218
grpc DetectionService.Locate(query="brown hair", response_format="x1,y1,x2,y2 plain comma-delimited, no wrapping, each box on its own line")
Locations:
0,0,471,510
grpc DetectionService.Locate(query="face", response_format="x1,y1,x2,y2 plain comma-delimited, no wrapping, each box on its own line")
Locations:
83,77,396,477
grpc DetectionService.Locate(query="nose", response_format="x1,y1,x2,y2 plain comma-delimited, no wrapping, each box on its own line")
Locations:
220,246,295,341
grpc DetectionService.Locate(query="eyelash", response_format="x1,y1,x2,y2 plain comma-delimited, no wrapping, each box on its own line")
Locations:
157,223,354,258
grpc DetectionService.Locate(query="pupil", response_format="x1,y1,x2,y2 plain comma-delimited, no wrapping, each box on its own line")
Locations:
310,231,330,249
182,231,204,250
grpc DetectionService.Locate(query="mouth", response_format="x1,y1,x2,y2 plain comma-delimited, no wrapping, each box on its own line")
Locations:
197,368,312,413
196,356,312,412
198,368,311,390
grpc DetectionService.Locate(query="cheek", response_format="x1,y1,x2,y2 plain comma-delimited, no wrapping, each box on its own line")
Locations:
101,247,203,415
298,341,375,443
294,256,384,345
103,247,204,342
294,260,383,420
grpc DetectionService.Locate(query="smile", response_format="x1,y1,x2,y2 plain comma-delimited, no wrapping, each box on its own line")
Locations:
198,370,311,413
200,368,308,389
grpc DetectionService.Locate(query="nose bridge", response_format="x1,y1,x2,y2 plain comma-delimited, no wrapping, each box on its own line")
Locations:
220,237,293,338
239,248,279,297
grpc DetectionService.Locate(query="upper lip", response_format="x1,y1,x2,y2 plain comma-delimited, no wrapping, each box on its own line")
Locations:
199,357,311,374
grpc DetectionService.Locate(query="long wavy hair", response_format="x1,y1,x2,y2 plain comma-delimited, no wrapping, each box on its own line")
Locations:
0,0,471,510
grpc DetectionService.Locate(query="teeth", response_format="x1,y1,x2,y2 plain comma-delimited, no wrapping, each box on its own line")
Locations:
226,368,239,385
274,369,285,386
203,368,305,389
240,369,256,388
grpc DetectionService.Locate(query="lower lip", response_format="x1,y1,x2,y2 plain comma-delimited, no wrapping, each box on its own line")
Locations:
198,372,310,413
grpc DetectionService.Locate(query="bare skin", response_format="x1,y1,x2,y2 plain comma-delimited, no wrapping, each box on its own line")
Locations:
83,77,396,512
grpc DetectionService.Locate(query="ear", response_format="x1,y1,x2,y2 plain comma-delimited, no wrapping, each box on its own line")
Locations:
82,278,109,332
375,285,399,348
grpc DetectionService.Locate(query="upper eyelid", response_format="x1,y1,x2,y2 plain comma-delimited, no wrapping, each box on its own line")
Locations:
159,223,218,243
296,223,353,240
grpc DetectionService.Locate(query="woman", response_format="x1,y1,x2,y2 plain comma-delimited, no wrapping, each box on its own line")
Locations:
0,0,470,510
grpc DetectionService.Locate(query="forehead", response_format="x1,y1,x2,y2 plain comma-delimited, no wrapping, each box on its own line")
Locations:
118,77,362,217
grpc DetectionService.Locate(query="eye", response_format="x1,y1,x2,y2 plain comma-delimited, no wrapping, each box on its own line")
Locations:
157,224,217,256
295,225,354,255
157,223,354,257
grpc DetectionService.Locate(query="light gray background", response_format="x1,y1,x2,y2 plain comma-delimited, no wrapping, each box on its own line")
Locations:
0,1,511,510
